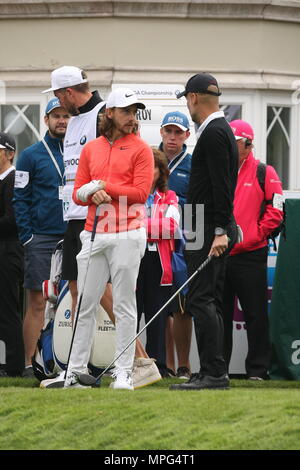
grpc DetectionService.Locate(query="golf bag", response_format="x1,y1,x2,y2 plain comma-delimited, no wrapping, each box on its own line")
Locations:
32,240,116,382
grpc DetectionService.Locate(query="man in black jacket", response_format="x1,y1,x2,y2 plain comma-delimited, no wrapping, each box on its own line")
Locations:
171,73,238,390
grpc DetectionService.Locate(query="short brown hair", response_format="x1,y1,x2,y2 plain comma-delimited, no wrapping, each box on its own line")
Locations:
152,148,169,193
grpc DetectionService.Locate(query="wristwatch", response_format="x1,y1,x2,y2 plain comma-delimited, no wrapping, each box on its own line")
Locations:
215,227,227,236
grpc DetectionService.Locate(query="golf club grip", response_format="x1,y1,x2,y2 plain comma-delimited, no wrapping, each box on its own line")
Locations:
98,254,213,379
91,205,101,242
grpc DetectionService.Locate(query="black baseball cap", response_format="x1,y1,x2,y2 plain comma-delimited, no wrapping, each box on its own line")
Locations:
0,132,16,151
177,73,222,99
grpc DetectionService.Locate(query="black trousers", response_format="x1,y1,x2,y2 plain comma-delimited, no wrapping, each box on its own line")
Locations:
0,240,24,375
136,249,171,371
185,222,237,378
222,246,271,378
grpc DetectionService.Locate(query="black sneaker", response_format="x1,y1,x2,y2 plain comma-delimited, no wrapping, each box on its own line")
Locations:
22,366,35,378
176,367,191,380
166,368,176,378
158,366,176,379
0,369,8,378
170,373,230,391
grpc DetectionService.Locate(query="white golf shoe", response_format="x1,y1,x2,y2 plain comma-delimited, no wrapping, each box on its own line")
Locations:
110,370,134,391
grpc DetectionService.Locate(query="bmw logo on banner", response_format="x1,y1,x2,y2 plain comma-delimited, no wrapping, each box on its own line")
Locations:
80,135,87,145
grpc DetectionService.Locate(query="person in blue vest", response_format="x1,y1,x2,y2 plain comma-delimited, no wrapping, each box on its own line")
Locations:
13,98,70,377
159,111,192,379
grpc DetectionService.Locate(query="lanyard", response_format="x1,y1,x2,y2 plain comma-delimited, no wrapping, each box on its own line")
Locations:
145,192,156,217
168,150,188,175
42,138,64,183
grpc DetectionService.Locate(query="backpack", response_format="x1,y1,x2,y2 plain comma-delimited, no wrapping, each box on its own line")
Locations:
171,229,189,296
256,162,285,251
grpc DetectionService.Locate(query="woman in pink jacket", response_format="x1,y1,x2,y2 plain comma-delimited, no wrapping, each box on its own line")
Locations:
136,149,180,378
222,119,283,380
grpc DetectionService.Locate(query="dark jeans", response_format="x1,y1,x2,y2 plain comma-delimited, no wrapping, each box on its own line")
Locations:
136,249,171,371
185,222,237,378
222,246,271,378
0,240,24,375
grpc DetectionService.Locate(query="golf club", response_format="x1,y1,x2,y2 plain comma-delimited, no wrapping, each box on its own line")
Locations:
45,205,101,388
75,254,213,386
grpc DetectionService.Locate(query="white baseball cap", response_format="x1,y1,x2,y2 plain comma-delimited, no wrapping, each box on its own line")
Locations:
42,66,88,93
106,88,145,110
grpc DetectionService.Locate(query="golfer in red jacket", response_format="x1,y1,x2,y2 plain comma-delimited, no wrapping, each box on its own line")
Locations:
65,88,154,390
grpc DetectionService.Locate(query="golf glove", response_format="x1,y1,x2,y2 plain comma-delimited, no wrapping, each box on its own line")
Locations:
76,180,104,202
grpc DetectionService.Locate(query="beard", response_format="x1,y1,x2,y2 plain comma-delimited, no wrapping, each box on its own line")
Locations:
49,125,67,139
114,120,136,136
64,102,79,116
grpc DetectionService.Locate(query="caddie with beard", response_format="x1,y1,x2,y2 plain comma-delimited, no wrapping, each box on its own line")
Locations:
42,66,106,320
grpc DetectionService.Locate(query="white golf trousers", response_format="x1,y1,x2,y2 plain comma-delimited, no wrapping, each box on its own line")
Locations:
67,227,146,375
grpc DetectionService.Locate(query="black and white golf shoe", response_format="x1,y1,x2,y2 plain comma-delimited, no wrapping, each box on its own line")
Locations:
40,371,65,389
64,370,91,389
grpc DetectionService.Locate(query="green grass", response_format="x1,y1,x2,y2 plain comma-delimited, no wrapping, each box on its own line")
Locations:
0,377,300,450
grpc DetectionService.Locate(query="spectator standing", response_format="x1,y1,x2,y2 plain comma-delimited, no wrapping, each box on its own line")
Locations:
0,132,24,377
171,73,238,391
65,88,153,390
222,119,283,380
159,111,192,379
13,98,69,376
136,148,180,378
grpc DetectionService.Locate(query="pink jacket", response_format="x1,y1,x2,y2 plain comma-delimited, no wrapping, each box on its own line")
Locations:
231,152,283,256
146,189,179,285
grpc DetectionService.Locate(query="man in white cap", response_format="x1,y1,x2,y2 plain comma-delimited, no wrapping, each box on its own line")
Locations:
13,98,70,377
42,66,106,319
41,71,161,390
64,88,153,390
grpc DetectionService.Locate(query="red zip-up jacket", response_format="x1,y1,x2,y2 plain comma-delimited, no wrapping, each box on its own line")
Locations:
230,152,283,256
146,189,179,285
73,133,154,233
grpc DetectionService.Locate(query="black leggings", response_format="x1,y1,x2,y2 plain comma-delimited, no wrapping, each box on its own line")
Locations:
222,246,270,378
136,249,171,370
